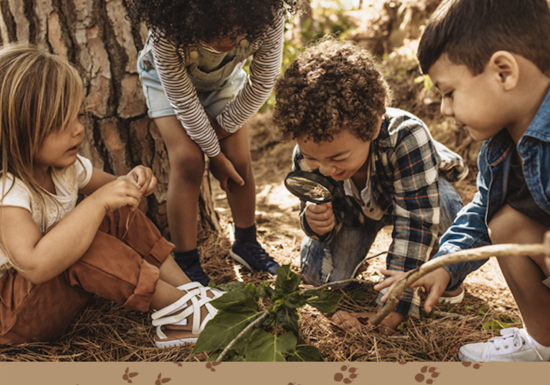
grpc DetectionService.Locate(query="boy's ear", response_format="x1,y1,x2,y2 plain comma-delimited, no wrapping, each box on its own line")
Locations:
487,51,519,91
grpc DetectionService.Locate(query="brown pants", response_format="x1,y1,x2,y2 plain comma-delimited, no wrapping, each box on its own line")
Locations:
0,207,174,344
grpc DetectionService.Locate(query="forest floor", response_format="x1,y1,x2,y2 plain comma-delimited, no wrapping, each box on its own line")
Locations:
0,103,523,363
0,1,526,363
202,109,523,362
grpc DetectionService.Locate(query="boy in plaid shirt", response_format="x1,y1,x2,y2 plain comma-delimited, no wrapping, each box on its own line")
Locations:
273,39,467,333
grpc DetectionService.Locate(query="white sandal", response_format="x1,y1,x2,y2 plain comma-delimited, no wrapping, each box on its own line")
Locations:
152,282,224,348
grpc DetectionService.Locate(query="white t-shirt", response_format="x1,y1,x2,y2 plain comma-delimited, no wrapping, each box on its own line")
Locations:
0,155,93,275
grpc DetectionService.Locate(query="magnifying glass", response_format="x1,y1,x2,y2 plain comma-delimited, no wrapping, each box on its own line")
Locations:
284,170,343,203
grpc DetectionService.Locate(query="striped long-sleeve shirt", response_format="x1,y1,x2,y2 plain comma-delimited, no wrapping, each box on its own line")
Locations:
150,14,285,158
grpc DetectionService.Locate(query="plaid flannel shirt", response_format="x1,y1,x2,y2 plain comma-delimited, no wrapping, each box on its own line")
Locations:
294,108,468,317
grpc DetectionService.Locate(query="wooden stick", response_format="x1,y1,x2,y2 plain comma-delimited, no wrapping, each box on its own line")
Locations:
216,312,268,362
370,243,544,326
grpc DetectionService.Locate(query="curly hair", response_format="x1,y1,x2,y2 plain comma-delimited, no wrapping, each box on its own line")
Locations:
127,0,299,50
273,39,392,143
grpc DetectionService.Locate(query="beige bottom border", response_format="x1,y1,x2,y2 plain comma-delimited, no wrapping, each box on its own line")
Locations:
0,362,548,384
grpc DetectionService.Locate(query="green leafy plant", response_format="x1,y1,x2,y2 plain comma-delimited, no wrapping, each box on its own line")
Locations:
192,265,343,362
414,74,434,91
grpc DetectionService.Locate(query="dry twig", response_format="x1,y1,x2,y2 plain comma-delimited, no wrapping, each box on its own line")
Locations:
370,243,544,325
215,312,268,362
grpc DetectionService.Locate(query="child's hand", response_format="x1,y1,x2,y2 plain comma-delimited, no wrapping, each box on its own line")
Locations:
208,116,232,141
209,152,245,193
375,267,451,314
124,166,157,196
304,201,335,236
91,177,143,212
374,269,409,303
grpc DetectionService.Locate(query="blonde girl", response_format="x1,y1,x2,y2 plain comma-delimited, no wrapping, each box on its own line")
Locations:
0,44,220,347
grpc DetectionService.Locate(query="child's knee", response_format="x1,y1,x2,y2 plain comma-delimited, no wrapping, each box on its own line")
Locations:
230,155,252,179
488,204,547,245
170,152,205,183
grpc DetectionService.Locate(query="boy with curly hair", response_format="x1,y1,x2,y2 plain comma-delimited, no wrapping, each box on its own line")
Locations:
128,0,299,284
375,0,550,361
273,39,467,333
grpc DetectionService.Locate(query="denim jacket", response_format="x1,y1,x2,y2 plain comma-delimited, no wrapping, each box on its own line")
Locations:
434,88,550,291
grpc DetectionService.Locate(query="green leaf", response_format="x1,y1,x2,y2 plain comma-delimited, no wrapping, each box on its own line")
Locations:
477,305,490,316
213,282,246,291
483,319,511,330
209,288,257,313
276,306,300,335
305,290,343,313
274,265,301,294
422,309,436,319
227,324,255,352
285,292,308,309
286,345,324,362
207,350,246,362
498,314,521,324
245,282,258,300
258,281,275,299
205,353,220,362
351,291,364,301
192,310,261,354
414,75,426,84
245,329,296,362
296,335,308,345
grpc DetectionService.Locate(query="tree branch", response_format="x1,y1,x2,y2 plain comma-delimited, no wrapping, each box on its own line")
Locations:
215,311,268,362
302,278,370,292
370,243,544,326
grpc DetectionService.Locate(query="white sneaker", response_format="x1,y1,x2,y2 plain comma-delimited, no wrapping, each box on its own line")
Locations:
459,328,550,362
437,287,464,304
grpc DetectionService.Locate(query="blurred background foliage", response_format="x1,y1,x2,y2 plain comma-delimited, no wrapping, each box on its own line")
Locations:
256,0,480,175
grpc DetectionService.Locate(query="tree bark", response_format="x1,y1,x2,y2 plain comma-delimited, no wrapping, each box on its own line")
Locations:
0,0,220,238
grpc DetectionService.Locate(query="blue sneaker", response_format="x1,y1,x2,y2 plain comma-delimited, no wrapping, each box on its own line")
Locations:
180,260,211,286
230,240,280,275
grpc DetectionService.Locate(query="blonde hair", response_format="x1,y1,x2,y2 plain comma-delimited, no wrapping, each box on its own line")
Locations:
0,44,85,269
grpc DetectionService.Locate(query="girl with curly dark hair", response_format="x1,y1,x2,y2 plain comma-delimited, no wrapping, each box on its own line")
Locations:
128,0,298,284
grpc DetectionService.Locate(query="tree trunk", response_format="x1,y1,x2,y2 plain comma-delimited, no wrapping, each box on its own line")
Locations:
0,0,221,238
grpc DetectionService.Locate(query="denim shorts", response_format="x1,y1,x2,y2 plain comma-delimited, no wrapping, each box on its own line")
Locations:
136,48,176,119
137,42,247,119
